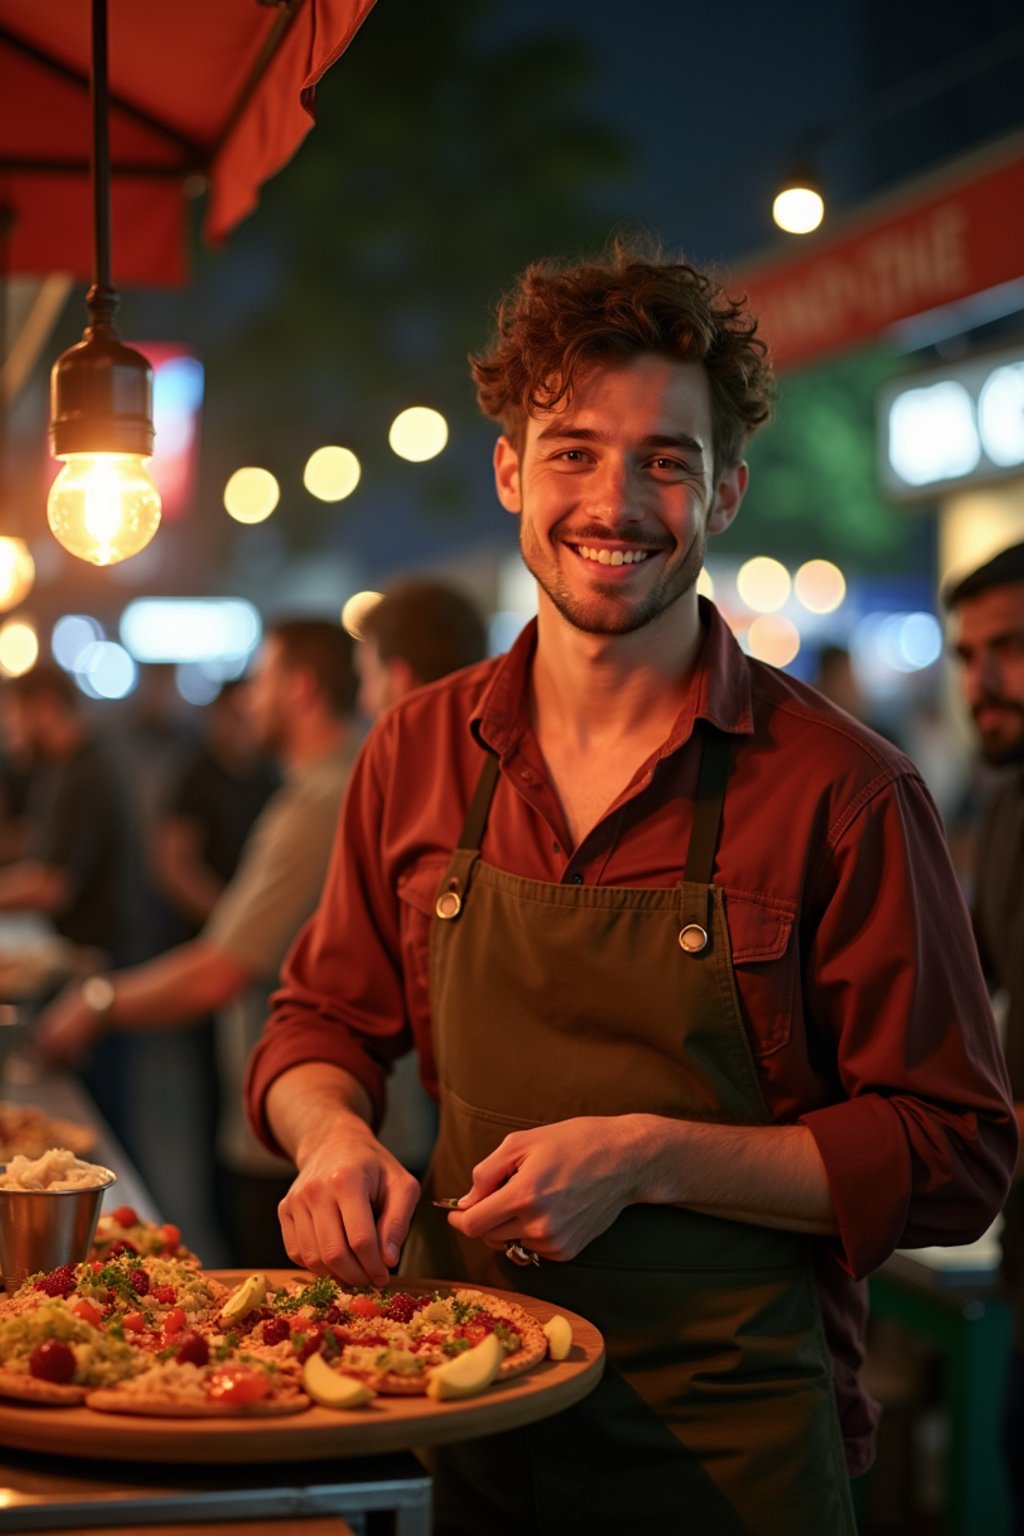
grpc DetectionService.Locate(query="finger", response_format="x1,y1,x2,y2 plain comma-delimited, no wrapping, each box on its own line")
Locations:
282,1198,334,1277
465,1139,522,1203
376,1173,419,1269
328,1198,390,1288
451,1183,523,1240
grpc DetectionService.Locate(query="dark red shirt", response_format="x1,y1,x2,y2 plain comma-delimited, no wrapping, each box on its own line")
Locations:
246,601,1017,1475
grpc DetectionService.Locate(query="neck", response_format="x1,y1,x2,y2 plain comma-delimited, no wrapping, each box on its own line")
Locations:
531,590,705,751
280,714,350,775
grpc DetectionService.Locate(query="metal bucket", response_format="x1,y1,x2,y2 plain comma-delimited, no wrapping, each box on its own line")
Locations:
0,1168,116,1291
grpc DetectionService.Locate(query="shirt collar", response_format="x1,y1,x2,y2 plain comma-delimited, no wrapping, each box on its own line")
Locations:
472,597,754,760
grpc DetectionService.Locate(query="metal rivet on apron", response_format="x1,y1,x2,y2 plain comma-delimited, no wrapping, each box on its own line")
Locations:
678,923,708,954
435,887,462,920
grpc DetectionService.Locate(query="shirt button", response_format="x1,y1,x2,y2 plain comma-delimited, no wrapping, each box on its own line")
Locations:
570,873,583,885
519,767,534,782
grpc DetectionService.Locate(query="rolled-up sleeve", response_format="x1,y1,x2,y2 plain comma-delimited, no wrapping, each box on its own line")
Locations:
799,770,1017,1279
244,724,411,1154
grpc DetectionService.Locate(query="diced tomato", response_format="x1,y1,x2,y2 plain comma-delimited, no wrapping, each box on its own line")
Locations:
111,1205,138,1227
122,1310,147,1333
349,1295,382,1319
158,1223,181,1250
455,1323,489,1345
206,1365,271,1405
162,1306,187,1336
419,1329,446,1346
90,1260,104,1272
153,1285,177,1305
71,1299,102,1326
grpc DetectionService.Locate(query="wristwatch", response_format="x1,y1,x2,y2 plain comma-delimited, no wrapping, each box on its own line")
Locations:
81,974,116,1020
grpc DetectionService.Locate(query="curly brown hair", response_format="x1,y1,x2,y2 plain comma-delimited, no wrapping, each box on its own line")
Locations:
470,239,774,474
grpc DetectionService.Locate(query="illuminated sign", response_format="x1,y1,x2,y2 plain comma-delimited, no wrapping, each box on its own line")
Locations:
878,346,1024,500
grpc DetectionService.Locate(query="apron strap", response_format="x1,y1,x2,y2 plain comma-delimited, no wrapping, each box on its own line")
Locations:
682,727,734,886
457,748,501,851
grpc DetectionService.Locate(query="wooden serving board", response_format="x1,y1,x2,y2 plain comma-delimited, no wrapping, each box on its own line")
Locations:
0,1273,605,1464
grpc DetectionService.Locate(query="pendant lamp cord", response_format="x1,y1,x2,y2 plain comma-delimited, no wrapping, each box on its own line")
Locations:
88,0,118,334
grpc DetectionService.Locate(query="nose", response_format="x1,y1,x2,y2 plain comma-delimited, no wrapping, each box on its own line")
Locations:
966,647,1002,703
585,457,642,524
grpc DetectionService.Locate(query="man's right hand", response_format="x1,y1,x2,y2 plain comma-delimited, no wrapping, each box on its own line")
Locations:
278,1119,420,1287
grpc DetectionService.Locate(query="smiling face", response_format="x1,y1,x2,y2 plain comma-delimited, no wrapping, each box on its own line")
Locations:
952,582,1024,765
494,355,746,639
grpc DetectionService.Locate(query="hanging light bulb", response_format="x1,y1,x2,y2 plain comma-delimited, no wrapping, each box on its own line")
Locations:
47,454,160,566
772,171,825,235
0,537,34,610
46,0,161,566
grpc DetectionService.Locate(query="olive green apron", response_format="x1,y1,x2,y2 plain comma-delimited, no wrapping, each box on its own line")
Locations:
402,731,855,1536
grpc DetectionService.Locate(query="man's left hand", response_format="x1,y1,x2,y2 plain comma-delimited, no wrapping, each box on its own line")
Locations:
36,985,103,1068
446,1115,648,1261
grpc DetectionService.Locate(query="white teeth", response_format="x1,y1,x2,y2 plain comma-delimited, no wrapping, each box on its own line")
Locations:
576,546,650,565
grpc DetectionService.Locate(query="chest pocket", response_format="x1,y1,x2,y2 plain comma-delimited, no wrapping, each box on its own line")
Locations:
723,890,798,1056
396,855,450,1021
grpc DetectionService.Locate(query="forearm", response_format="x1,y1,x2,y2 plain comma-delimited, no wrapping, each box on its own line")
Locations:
105,941,250,1029
0,860,68,914
152,828,224,926
265,1061,376,1167
630,1113,837,1236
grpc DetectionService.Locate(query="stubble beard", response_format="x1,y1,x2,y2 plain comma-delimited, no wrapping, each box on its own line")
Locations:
519,523,707,637
976,708,1024,767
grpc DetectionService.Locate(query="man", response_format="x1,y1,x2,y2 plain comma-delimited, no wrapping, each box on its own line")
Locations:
38,618,359,1266
150,676,280,939
355,577,488,1179
0,665,139,962
355,576,488,720
945,539,1024,1536
245,245,1016,1535
0,665,144,1141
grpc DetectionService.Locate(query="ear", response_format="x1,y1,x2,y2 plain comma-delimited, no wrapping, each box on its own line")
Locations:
493,436,522,514
707,460,748,537
387,656,419,701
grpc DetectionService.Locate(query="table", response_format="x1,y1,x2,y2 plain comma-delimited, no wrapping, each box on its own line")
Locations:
868,1231,1011,1536
0,1449,431,1534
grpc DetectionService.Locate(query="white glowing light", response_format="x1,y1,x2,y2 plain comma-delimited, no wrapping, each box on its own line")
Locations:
888,382,980,487
794,560,846,614
0,620,38,677
52,614,105,672
736,557,791,614
978,363,1024,468
0,538,35,611
304,446,362,502
341,590,383,641
75,640,137,700
120,599,262,664
696,568,715,600
224,467,280,524
746,614,801,668
389,407,449,463
772,186,824,235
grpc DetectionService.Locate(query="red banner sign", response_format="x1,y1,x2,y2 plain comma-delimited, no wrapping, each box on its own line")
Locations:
733,136,1024,371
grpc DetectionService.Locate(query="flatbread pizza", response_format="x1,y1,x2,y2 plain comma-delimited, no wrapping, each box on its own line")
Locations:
0,1255,567,1418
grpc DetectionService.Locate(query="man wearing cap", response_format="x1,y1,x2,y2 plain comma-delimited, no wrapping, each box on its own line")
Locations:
945,540,1024,1536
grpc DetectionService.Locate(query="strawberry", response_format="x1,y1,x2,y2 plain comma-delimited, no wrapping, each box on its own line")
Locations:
29,1340,76,1383
34,1265,77,1299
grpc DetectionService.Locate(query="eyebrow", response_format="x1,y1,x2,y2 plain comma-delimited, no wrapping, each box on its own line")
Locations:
534,425,705,457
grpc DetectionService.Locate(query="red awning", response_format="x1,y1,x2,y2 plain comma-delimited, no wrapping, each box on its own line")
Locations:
732,132,1024,372
0,0,377,286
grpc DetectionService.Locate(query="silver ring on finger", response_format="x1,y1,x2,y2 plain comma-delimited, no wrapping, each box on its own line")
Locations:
505,1240,540,1267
